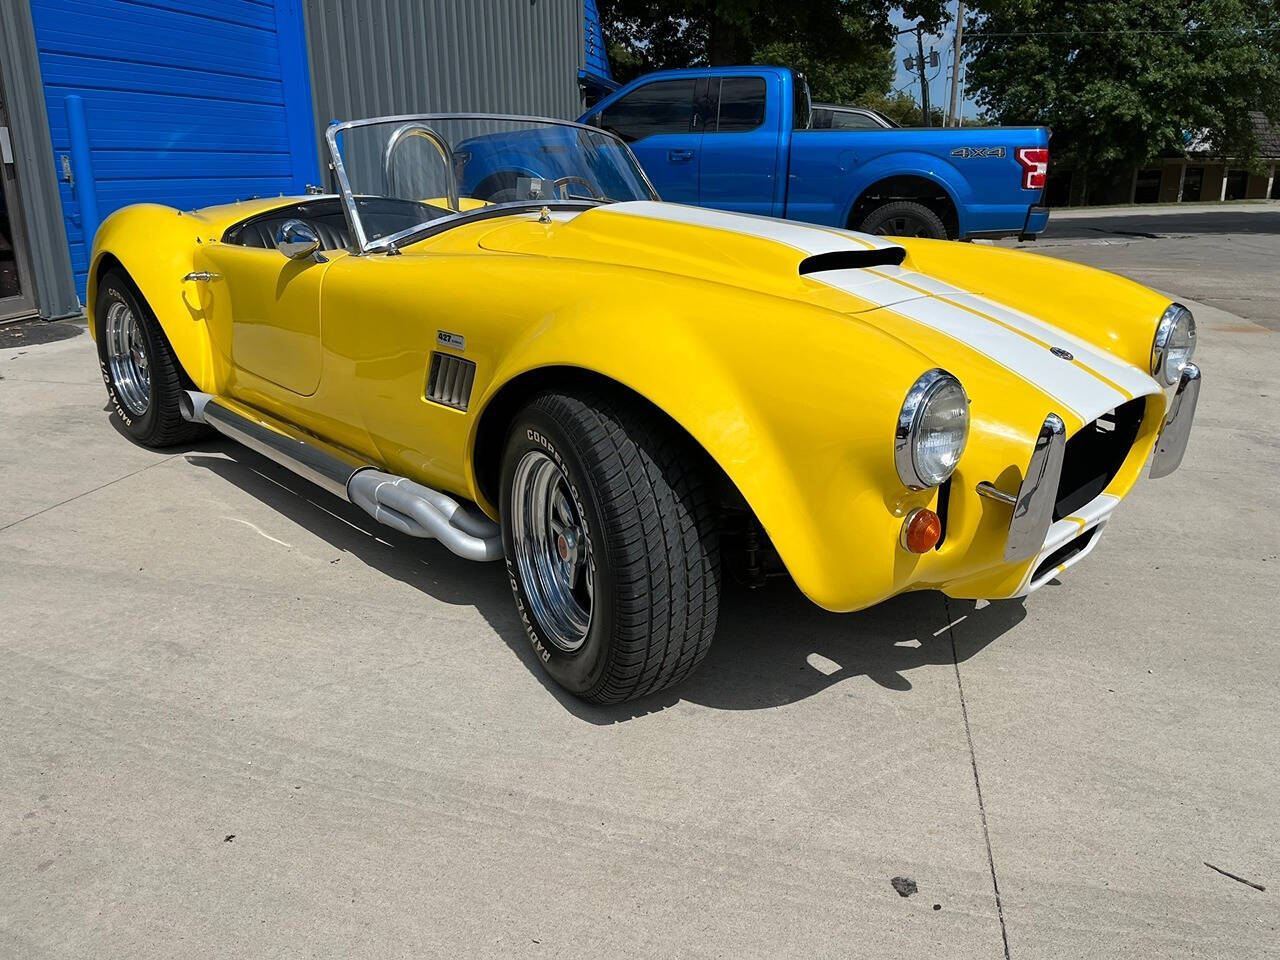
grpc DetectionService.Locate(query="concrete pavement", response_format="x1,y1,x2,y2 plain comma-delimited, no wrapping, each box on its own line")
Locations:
2,233,1277,958
1005,203,1280,331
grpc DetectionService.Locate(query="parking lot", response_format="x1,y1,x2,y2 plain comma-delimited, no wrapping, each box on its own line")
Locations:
2,207,1277,959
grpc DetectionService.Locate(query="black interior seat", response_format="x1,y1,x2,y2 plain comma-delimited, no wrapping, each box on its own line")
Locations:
223,196,452,252
234,214,352,251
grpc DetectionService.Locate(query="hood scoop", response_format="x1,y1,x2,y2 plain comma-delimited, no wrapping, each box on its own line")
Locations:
798,247,906,275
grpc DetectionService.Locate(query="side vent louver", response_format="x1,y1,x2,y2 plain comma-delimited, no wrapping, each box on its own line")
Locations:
426,352,476,411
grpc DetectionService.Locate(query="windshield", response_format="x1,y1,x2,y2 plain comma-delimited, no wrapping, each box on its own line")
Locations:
326,114,658,251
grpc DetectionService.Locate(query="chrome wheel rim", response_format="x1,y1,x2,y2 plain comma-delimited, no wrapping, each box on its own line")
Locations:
510,450,594,652
104,300,151,417
875,215,930,238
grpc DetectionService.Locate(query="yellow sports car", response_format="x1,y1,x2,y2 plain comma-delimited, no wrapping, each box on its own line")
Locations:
89,113,1201,703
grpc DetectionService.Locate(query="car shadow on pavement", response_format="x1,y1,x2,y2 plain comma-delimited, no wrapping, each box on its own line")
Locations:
186,445,1026,725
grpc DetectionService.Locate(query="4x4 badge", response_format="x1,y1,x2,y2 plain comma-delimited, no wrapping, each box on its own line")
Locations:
950,146,1007,159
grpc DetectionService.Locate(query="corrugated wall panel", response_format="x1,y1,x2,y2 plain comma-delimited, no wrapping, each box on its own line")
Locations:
304,0,584,167
30,0,321,301
0,2,79,319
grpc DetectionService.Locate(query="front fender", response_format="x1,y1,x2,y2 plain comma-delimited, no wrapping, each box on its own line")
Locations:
840,151,970,232
467,268,944,612
89,204,225,393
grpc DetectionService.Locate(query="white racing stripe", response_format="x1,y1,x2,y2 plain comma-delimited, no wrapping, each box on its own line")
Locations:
948,291,1158,399
802,267,927,310
601,201,1158,422
883,292,1126,421
878,267,1158,399
601,201,903,253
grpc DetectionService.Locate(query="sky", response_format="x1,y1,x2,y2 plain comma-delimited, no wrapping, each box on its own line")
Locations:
889,6,980,120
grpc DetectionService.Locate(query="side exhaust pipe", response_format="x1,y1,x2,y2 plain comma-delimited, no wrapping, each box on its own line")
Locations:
183,391,501,561
347,471,501,561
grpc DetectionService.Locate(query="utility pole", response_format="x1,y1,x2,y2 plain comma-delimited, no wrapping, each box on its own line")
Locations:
900,23,938,126
915,26,931,125
947,0,964,127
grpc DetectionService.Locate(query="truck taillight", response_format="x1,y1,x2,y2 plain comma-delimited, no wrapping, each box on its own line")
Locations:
1016,147,1049,190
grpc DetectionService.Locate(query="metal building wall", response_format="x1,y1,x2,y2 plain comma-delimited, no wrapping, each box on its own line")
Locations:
30,0,322,303
304,0,585,162
0,3,79,320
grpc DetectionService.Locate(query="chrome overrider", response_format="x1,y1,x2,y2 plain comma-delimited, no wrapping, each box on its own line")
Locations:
974,412,1068,563
1149,362,1201,478
180,390,502,562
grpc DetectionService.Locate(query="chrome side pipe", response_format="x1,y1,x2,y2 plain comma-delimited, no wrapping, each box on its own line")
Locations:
347,471,501,561
182,391,501,562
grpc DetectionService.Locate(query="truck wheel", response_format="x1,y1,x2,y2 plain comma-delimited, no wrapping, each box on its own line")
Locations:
95,270,203,447
859,200,948,239
499,390,721,703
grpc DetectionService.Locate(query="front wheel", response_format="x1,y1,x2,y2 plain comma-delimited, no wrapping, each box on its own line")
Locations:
94,270,203,447
858,200,948,239
499,390,721,703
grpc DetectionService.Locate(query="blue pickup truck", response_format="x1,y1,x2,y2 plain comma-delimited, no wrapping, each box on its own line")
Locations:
577,66,1050,240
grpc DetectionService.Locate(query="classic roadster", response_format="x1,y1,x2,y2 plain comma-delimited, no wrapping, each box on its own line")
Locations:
89,114,1200,703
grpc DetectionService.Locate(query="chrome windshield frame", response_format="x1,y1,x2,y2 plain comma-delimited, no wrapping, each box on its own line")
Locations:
324,112,658,254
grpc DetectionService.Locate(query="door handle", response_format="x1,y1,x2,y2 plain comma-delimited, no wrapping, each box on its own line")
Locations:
667,149,695,162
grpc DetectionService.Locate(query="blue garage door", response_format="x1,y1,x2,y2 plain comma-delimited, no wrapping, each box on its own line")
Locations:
30,0,320,301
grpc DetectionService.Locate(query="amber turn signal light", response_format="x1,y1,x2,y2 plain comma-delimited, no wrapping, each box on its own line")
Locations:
901,508,942,553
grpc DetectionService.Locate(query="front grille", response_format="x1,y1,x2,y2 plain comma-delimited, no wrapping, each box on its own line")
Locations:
425,352,476,410
1031,526,1099,583
1054,396,1144,519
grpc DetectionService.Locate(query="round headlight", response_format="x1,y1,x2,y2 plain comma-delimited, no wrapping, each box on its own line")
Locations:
1151,303,1196,386
895,369,969,489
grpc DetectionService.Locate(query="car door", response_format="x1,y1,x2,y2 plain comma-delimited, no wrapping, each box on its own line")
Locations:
696,74,781,216
195,241,334,399
591,77,701,203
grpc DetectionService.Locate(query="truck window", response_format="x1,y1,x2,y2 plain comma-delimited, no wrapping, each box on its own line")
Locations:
792,73,812,130
596,79,696,143
712,77,766,133
829,110,885,130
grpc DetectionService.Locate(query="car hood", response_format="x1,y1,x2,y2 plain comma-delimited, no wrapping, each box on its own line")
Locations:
477,201,1161,425
477,200,925,312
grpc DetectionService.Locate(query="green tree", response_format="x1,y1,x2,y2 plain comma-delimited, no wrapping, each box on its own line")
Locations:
862,90,947,127
963,0,1280,201
599,0,948,105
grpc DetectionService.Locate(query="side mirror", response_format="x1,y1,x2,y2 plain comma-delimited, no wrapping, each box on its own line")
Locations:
276,219,322,260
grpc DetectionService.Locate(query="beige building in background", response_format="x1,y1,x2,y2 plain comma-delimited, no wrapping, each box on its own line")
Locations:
1046,112,1280,206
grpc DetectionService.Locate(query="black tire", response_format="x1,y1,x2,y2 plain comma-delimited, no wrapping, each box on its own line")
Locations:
499,390,721,703
858,200,948,239
95,269,203,447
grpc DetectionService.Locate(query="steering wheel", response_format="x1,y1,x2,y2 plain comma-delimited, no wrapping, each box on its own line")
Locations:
552,176,604,201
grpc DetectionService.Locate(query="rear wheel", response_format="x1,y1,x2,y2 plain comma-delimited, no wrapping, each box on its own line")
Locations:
95,269,202,447
858,200,948,239
499,390,720,703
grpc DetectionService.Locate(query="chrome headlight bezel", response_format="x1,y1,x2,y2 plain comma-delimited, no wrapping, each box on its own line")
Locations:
895,369,970,490
1151,303,1197,386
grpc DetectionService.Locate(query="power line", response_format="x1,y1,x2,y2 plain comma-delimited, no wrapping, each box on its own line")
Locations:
967,26,1280,38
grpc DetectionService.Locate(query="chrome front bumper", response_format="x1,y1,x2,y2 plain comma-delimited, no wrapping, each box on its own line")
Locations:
1149,363,1201,478
979,363,1201,590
